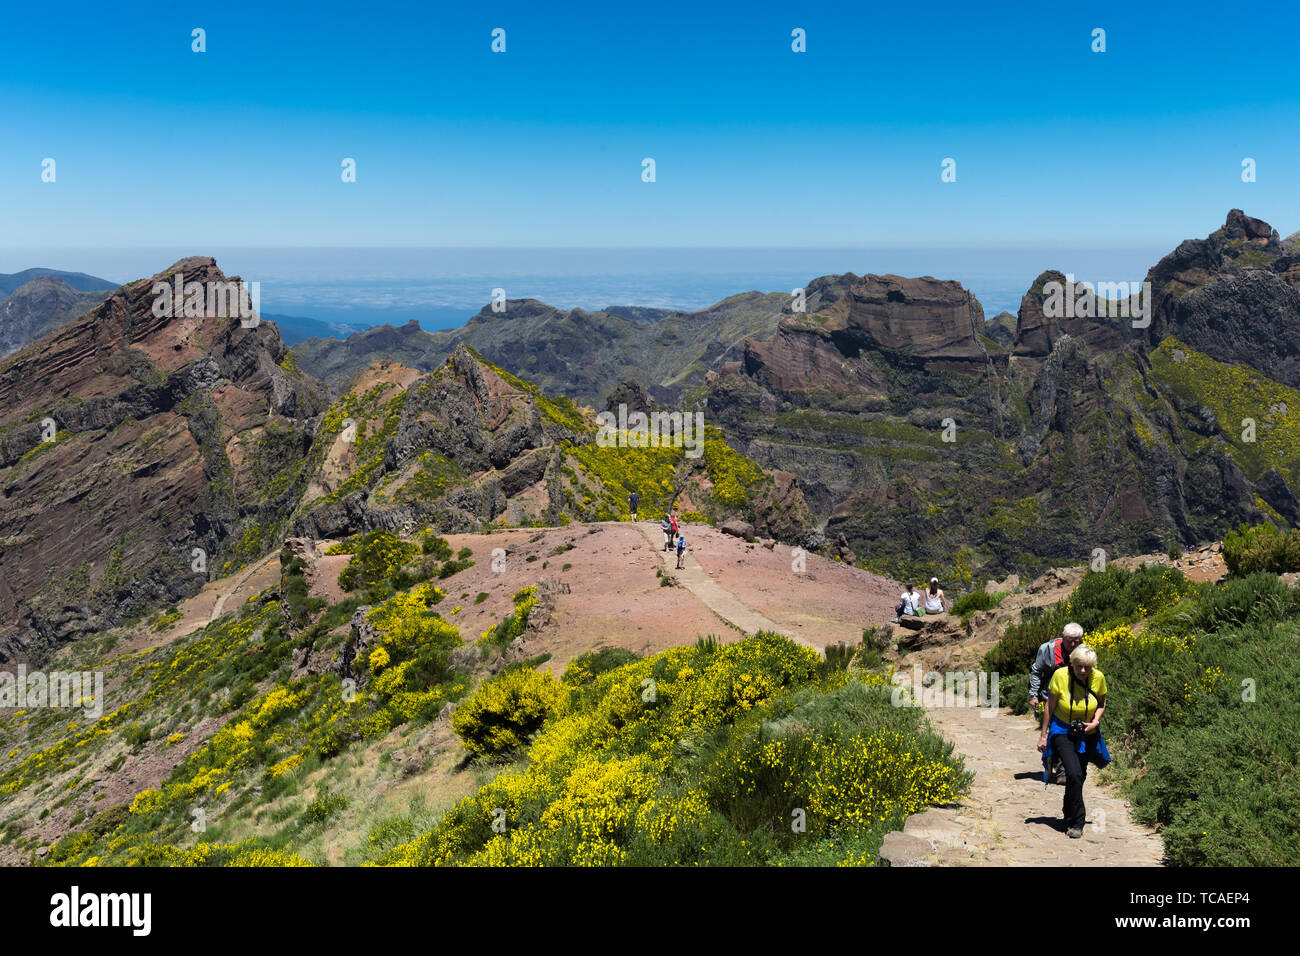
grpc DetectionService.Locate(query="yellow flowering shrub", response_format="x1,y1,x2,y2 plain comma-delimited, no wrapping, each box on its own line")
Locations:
452,668,563,758
374,633,963,867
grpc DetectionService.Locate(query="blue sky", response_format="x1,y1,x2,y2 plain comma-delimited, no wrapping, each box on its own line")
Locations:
2,0,1298,249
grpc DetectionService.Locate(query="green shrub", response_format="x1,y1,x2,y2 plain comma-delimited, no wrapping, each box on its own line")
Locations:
821,642,856,675
437,558,474,579
1181,573,1299,632
950,589,1006,620
302,788,349,825
479,587,537,655
338,531,418,592
562,647,642,686
420,532,453,560
451,668,562,758
1223,522,1300,575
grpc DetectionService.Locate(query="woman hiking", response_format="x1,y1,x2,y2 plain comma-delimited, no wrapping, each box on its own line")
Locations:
1037,643,1110,838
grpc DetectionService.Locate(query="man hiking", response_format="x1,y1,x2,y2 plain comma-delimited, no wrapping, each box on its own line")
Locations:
669,512,679,548
1030,622,1083,783
629,491,639,521
675,532,687,569
660,515,673,552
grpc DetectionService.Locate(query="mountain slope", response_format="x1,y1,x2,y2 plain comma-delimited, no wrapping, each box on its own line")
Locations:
0,276,113,357
294,291,791,403
0,257,327,664
702,212,1298,584
0,267,115,297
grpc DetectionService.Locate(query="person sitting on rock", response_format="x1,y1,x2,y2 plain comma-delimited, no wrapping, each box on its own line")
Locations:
893,583,922,622
923,577,949,614
1037,643,1110,839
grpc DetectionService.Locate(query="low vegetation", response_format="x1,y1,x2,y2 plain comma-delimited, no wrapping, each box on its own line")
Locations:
1223,522,1300,575
371,633,968,866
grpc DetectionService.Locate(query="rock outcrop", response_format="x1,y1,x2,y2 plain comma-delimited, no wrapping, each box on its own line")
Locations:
1145,208,1300,387
0,258,327,664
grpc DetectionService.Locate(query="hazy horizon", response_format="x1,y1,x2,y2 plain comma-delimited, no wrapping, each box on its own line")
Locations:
0,243,1171,328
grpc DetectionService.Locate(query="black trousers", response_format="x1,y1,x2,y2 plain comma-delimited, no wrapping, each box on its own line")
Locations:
1050,733,1089,829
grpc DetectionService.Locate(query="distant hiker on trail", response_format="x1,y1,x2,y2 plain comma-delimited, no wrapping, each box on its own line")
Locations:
892,583,922,623
1037,643,1110,839
923,578,949,614
669,512,679,546
675,533,687,569
661,515,673,552
1031,622,1083,784
629,491,639,521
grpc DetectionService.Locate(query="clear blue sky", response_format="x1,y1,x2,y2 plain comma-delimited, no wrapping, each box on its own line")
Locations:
2,0,1298,248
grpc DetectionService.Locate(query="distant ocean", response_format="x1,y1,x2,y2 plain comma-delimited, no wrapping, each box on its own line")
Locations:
3,246,1168,334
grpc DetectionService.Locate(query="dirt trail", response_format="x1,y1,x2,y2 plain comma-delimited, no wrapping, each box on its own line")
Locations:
880,685,1165,866
209,551,280,622
635,524,813,647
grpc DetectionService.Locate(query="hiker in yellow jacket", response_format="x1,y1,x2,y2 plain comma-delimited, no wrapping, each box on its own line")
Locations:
1036,643,1110,839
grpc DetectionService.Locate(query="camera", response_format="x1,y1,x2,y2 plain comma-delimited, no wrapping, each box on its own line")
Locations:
1069,720,1087,735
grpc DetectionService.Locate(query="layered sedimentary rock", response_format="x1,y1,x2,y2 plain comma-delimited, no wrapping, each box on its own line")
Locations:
0,258,327,663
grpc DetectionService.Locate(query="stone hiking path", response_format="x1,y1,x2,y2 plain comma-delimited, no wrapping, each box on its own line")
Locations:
635,523,815,649
879,684,1166,866
637,523,1163,866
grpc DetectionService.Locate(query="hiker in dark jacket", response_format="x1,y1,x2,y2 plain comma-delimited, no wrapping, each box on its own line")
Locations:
629,491,639,521
1030,623,1083,784
1030,623,1084,710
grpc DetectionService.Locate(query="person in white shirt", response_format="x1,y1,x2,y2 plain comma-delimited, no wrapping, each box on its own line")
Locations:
893,583,923,622
924,577,949,614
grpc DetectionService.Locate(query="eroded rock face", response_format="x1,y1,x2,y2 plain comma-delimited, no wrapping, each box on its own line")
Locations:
743,274,988,396
604,380,656,416
821,274,987,364
705,213,1294,583
1145,208,1300,386
1012,271,1129,358
0,258,327,665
